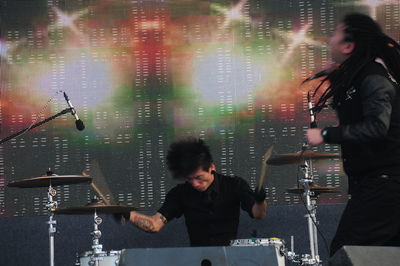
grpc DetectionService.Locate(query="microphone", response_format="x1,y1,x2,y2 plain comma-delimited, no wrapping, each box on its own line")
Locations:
307,92,317,128
63,92,85,131
302,70,327,84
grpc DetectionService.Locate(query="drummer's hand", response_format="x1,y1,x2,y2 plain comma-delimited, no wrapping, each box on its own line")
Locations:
113,212,131,224
306,128,324,146
254,187,266,203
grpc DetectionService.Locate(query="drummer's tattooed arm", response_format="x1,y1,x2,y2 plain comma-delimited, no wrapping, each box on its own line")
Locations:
136,217,155,231
129,211,166,232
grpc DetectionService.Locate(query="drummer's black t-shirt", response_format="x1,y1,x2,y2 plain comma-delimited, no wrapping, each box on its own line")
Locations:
158,173,256,246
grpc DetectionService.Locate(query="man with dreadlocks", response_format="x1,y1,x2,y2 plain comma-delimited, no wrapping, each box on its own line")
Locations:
306,13,400,256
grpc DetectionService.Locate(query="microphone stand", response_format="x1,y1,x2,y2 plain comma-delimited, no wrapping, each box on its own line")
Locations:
299,148,321,266
0,107,73,266
286,142,322,266
302,92,321,265
286,93,322,266
0,107,73,145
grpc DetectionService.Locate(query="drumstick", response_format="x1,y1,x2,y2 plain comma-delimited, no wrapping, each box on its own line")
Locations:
256,146,273,192
87,160,115,205
90,182,111,205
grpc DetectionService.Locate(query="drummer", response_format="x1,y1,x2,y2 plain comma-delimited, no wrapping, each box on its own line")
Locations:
120,138,268,246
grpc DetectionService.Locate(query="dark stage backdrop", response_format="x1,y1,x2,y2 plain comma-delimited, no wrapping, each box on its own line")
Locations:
0,0,399,216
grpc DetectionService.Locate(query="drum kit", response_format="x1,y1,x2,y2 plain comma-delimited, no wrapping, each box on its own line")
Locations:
7,171,135,266
56,201,135,266
7,145,339,266
231,144,340,266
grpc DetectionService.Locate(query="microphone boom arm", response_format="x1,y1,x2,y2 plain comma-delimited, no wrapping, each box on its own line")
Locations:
0,108,73,145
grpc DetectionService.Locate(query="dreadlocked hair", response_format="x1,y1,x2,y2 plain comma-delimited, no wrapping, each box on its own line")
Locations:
312,13,400,113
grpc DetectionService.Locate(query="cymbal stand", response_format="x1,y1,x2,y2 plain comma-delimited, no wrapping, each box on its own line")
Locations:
45,184,57,266
89,209,104,266
298,159,321,265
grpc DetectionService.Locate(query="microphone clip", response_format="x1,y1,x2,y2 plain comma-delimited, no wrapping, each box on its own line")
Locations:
307,92,317,129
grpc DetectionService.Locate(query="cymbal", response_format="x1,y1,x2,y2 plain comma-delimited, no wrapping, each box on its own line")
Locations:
7,175,92,188
55,202,136,215
267,150,340,165
287,185,340,194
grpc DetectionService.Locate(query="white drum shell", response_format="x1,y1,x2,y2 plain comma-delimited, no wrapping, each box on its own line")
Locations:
230,237,285,247
80,250,121,266
230,238,286,266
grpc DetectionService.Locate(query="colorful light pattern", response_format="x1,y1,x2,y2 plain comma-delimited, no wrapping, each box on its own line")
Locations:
0,0,399,215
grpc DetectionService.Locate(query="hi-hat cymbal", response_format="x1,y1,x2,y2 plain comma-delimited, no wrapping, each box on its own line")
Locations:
7,174,92,188
287,185,340,195
267,150,340,165
55,202,136,215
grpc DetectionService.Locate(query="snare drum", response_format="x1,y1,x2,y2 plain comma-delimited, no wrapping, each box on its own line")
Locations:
230,237,285,248
230,238,286,265
79,250,121,266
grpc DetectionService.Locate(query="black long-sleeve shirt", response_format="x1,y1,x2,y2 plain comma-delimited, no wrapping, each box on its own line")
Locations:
158,173,256,246
323,61,400,180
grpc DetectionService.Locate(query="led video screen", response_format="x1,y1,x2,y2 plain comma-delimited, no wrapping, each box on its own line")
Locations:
0,0,399,216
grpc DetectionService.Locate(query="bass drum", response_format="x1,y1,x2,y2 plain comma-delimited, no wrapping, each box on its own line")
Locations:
230,238,286,265
79,250,121,266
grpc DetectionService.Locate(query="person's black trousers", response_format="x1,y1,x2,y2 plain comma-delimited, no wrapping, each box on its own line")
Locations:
330,175,400,256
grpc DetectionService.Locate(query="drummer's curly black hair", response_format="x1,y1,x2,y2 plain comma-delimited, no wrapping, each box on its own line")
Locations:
166,138,213,179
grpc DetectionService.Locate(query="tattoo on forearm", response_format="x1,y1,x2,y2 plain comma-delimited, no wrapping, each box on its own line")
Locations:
135,217,155,232
159,214,167,224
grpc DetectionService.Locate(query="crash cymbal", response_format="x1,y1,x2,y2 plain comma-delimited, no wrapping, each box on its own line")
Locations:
287,185,340,195
267,150,340,165
7,174,92,188
55,202,136,215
